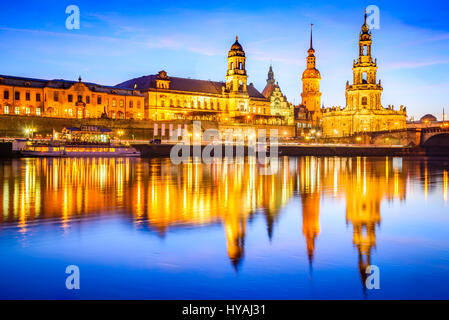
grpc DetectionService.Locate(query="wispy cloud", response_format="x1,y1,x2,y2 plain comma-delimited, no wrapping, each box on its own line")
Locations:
384,59,449,70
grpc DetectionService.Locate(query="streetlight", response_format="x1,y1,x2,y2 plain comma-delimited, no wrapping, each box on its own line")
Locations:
25,128,36,139
117,130,124,143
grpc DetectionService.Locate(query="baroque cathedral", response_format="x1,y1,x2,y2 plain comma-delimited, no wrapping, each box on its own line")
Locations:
321,12,407,137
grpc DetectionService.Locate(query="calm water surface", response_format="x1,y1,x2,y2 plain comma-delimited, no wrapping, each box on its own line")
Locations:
0,156,448,299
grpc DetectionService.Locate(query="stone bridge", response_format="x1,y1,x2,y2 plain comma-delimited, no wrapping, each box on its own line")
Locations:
369,129,416,146
369,126,449,154
420,127,449,146
330,126,449,149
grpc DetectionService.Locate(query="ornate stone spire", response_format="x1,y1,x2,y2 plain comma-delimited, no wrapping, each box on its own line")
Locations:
361,9,370,34
267,65,275,85
308,24,315,56
309,23,314,50
301,23,322,127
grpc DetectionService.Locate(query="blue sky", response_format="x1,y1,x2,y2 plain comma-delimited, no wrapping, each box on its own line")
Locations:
1,0,448,119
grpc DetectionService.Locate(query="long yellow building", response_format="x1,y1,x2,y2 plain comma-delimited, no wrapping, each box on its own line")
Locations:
117,37,277,124
321,13,407,137
0,75,145,120
0,37,281,125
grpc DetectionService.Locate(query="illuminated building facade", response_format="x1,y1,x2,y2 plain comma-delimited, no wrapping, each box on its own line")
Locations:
300,25,322,127
262,65,294,125
321,13,407,137
0,75,145,120
117,37,274,124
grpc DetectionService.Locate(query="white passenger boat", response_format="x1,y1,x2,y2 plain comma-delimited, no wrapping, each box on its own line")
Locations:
20,143,141,157
20,144,140,157
20,125,141,157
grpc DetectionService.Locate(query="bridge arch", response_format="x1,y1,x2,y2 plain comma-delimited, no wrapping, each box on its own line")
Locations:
422,133,449,147
422,133,449,155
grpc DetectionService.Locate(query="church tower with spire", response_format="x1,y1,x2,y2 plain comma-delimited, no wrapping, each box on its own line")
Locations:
345,11,383,112
301,24,322,127
262,65,294,125
321,11,407,138
226,36,248,93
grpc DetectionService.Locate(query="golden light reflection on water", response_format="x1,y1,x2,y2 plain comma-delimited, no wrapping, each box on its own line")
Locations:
444,170,448,204
0,156,447,282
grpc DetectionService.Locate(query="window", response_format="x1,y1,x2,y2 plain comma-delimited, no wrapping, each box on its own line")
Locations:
54,92,59,102
97,96,102,104
36,93,41,102
161,100,165,107
36,108,41,116
3,90,9,99
231,62,234,69
120,100,124,108
77,95,82,103
68,95,73,103
239,62,242,69
4,105,9,114
15,107,20,115
15,92,20,100
26,107,30,114
112,99,117,107
26,92,30,101
129,101,133,108
362,72,367,84
137,101,141,109
68,109,73,116
86,96,90,104
362,97,368,106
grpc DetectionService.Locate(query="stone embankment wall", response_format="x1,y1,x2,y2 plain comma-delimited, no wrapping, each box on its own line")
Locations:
0,115,295,141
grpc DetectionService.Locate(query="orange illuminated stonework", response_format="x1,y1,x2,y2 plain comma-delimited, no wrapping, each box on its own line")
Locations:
117,37,280,125
0,75,145,120
321,13,407,137
300,24,322,127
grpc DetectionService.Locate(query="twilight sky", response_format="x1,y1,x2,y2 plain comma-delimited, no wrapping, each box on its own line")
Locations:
0,0,448,119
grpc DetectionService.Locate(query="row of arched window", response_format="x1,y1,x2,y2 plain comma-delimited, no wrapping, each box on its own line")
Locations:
160,98,224,110
109,99,141,109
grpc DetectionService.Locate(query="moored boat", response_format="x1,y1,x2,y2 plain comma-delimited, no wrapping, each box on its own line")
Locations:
19,125,141,157
20,143,141,157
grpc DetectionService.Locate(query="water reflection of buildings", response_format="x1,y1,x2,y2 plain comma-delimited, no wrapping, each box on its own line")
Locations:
297,156,410,289
298,157,321,267
0,157,294,269
0,156,447,282
339,157,407,289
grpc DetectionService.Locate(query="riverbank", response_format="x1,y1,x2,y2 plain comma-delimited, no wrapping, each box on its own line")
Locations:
277,145,428,157
3,142,447,158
